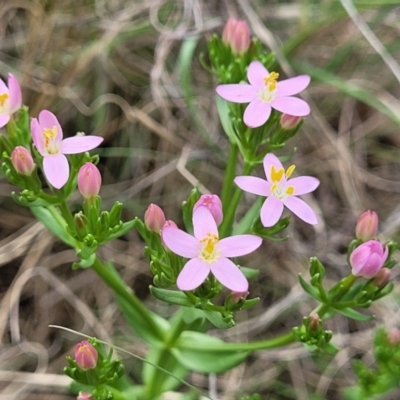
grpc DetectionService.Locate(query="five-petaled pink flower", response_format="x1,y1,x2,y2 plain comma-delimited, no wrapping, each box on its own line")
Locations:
162,206,262,292
0,73,22,128
31,110,103,189
235,153,319,227
216,61,310,128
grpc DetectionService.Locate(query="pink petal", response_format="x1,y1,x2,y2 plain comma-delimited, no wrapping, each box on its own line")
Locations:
260,196,284,227
210,258,248,292
162,226,200,258
61,136,103,154
43,153,69,189
283,196,318,225
234,176,271,196
31,118,46,155
277,75,310,96
218,235,262,257
177,258,210,291
215,84,256,103
243,99,271,128
8,74,22,113
38,110,63,142
193,206,218,240
0,115,10,129
263,153,284,183
270,96,310,117
288,176,319,195
247,61,269,87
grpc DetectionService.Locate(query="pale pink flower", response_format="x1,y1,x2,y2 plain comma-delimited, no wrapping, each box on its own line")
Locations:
222,18,251,55
144,204,166,232
193,194,223,226
11,146,35,176
78,162,102,199
74,341,98,370
77,393,93,400
235,153,319,227
31,110,103,189
355,210,378,242
216,61,310,128
0,73,22,128
350,240,388,279
162,206,262,292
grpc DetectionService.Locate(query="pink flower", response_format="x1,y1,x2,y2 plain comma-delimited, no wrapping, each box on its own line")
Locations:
11,146,35,176
162,206,262,292
78,162,102,199
144,204,166,232
279,113,302,130
350,240,388,279
193,194,223,226
77,392,93,400
0,73,22,128
31,110,103,189
222,18,251,55
235,153,319,227
74,341,98,370
216,61,310,128
355,210,378,242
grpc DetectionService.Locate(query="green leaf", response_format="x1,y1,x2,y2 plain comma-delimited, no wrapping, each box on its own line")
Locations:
298,273,322,301
150,286,194,307
174,331,248,373
203,310,234,329
240,266,259,280
333,307,374,322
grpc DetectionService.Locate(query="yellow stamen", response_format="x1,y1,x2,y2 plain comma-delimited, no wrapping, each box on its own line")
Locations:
286,165,296,178
271,165,284,182
263,72,279,91
200,233,219,261
286,186,295,195
0,93,9,107
42,126,57,148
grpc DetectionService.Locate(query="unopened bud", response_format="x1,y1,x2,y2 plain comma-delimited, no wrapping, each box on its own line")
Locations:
144,204,166,232
77,393,93,400
163,220,178,229
78,163,101,199
222,18,251,55
11,146,35,176
193,194,223,226
350,240,388,278
74,341,98,370
372,267,390,288
355,210,378,242
308,314,321,332
279,114,302,130
388,328,400,346
230,291,249,303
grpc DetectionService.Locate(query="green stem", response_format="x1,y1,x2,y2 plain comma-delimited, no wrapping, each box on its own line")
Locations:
219,161,254,238
91,257,165,342
58,200,75,230
221,143,239,210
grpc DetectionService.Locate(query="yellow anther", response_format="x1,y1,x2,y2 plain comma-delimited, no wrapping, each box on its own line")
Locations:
42,126,57,149
286,186,295,195
271,165,284,182
200,233,219,259
0,93,9,107
286,165,296,178
263,72,279,91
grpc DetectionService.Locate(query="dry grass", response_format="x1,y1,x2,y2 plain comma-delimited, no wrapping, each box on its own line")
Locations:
1,0,400,399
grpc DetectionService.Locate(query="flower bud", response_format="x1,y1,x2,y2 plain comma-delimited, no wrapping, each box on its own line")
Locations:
193,194,223,226
371,267,390,288
77,393,93,400
78,163,102,199
222,18,251,55
230,291,249,303
355,210,378,242
308,314,321,332
74,341,98,370
144,204,166,232
350,240,388,278
11,146,35,176
279,114,302,130
388,328,400,346
163,219,178,229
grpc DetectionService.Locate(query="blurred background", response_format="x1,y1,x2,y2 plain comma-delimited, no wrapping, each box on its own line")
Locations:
1,0,400,399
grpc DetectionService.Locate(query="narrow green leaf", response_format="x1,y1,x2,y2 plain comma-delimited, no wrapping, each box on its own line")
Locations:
298,273,322,301
333,307,373,322
150,286,194,307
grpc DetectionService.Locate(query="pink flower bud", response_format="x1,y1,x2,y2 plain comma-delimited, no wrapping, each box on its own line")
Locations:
350,240,388,278
308,314,321,332
144,204,166,232
371,267,390,288
388,328,400,346
77,393,93,400
74,341,98,370
163,219,178,229
355,210,378,242
78,163,101,199
279,114,302,130
222,18,251,55
11,146,35,176
230,291,249,303
193,194,223,226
